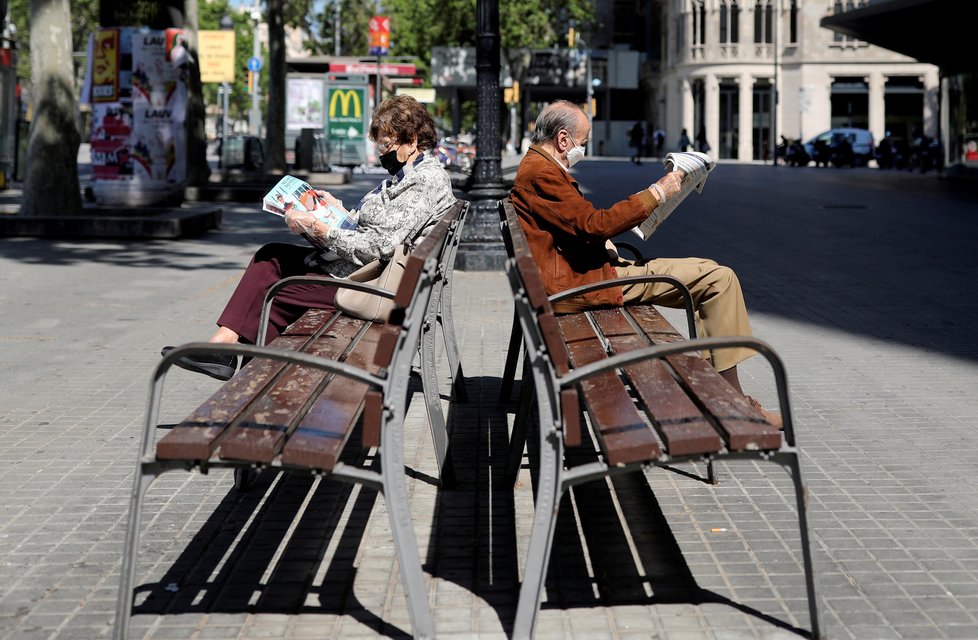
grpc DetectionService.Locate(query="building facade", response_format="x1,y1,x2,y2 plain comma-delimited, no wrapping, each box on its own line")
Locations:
656,0,939,161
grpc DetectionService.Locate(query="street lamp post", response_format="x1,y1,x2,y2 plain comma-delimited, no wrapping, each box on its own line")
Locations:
771,0,780,164
220,13,233,167
249,1,262,137
456,0,508,270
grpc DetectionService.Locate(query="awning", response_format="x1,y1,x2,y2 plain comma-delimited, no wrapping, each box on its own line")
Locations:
820,0,972,73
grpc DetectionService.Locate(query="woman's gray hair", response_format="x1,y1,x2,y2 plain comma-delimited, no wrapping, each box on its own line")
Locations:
531,100,585,144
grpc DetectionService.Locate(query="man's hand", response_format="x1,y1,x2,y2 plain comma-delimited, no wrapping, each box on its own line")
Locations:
605,239,620,262
649,170,683,204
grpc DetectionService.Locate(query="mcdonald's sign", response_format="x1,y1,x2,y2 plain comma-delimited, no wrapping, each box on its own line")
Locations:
326,87,365,140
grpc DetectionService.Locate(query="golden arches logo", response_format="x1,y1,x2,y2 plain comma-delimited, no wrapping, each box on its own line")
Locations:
329,89,362,118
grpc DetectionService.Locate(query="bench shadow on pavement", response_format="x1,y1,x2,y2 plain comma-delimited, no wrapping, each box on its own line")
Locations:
130,377,810,637
432,375,811,638
130,441,413,638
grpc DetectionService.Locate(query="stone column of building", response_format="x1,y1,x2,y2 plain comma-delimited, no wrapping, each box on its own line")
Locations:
704,71,719,155
924,68,940,138
739,72,753,160
869,71,886,143
681,77,694,148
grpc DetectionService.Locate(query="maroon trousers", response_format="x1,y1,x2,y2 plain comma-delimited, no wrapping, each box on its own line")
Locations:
217,243,337,345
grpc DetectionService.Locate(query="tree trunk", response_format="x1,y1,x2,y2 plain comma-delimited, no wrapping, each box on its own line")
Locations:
21,0,82,217
265,0,286,173
183,0,211,187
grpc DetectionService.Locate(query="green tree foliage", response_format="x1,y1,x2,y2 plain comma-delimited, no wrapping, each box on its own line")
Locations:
9,0,99,84
382,0,595,75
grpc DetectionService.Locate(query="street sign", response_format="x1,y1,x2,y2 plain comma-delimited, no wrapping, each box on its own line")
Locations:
368,15,390,56
326,86,366,140
247,56,262,72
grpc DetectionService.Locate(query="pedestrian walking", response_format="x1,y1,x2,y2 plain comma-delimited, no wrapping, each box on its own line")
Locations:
628,121,645,165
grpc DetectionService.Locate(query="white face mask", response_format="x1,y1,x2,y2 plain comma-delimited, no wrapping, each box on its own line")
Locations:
566,143,586,168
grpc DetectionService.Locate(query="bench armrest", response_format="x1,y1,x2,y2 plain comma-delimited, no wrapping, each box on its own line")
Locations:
550,274,697,339
612,242,645,261
559,335,797,446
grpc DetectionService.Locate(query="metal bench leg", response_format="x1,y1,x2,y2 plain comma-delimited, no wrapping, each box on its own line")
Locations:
113,464,161,640
500,310,523,402
420,315,455,486
512,410,564,640
505,360,534,486
782,453,822,640
439,270,468,403
380,406,436,639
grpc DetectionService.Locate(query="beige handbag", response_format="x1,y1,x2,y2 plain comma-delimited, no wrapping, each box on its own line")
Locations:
334,243,411,323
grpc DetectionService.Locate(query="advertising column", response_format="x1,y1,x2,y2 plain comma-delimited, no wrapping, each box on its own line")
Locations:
86,27,187,207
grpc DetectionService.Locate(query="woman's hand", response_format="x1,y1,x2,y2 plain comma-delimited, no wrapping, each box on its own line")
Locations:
314,190,345,212
285,209,319,236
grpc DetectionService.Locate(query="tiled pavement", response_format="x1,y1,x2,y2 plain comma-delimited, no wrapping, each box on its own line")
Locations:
2,159,978,639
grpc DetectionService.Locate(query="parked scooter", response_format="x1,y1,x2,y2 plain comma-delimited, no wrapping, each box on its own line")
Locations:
434,137,476,174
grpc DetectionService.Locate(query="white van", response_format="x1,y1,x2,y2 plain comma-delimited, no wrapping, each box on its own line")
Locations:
803,128,875,166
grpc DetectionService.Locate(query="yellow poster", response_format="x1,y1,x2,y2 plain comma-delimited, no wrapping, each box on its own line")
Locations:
198,31,236,83
92,29,120,103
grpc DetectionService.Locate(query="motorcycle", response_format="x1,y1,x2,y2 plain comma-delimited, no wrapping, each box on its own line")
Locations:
434,137,475,174
778,136,811,167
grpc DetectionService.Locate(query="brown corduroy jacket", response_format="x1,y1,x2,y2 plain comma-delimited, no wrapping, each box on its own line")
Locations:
510,145,658,312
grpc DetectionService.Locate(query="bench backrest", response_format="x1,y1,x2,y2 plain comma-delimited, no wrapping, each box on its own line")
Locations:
500,198,582,444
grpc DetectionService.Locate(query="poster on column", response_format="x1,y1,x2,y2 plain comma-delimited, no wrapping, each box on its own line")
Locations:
90,103,134,180
130,28,186,184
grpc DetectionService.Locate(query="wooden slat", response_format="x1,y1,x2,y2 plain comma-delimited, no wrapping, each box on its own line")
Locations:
666,356,782,451
591,309,722,457
281,324,383,469
625,305,689,344
155,335,306,461
626,304,781,448
283,308,338,336
217,317,365,464
557,314,661,466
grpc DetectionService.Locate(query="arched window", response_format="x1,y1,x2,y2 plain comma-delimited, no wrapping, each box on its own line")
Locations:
720,0,740,44
788,0,798,44
691,0,707,47
833,0,866,44
754,0,773,44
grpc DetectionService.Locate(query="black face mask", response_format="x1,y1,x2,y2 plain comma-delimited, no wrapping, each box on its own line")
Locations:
379,149,406,175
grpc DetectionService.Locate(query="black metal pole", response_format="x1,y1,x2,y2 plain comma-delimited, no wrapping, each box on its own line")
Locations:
456,0,508,271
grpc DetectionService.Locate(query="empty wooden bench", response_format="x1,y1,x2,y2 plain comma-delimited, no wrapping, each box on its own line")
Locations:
114,203,466,640
498,198,821,640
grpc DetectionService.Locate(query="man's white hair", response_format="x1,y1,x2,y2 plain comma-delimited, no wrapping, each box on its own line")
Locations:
531,100,585,145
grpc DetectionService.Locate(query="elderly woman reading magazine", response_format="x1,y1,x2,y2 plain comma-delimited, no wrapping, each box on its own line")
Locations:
162,95,455,380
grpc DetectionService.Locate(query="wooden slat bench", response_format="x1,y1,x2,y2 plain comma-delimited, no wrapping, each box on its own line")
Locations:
114,202,467,640
498,198,821,640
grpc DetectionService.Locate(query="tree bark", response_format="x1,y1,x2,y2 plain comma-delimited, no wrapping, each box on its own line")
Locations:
265,0,286,173
183,0,211,186
21,0,82,217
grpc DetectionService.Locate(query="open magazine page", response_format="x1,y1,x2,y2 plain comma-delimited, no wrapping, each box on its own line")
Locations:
631,151,716,240
262,175,358,252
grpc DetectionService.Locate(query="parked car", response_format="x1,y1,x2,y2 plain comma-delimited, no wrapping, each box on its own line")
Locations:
803,127,875,167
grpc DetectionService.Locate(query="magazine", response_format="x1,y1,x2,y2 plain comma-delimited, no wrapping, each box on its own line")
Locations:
263,175,358,250
631,151,716,240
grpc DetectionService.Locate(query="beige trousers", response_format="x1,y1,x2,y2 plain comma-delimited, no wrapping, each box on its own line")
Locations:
617,257,755,372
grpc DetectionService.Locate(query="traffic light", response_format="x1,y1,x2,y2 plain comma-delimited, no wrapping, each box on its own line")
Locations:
504,81,520,105
567,27,576,48
248,70,254,95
